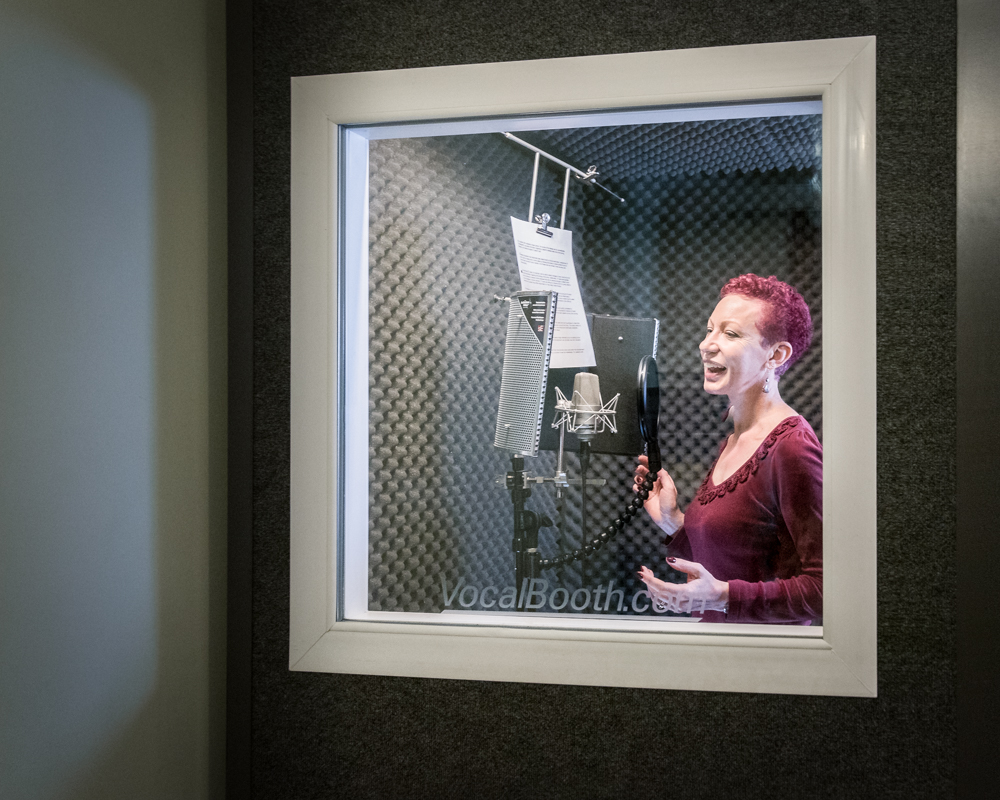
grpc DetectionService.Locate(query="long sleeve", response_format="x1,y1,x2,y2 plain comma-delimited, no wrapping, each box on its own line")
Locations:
724,428,823,623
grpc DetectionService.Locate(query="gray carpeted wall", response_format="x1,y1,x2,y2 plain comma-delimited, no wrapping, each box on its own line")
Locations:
250,1,956,797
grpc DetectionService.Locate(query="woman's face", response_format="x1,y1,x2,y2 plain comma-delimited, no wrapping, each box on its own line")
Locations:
699,294,772,397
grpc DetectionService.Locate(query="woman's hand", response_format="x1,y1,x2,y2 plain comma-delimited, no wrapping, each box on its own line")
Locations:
633,455,684,536
637,558,729,615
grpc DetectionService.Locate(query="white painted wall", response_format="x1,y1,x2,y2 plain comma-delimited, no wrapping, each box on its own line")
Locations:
0,1,226,797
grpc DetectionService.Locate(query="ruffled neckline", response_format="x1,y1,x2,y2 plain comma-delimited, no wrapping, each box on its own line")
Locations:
694,416,802,505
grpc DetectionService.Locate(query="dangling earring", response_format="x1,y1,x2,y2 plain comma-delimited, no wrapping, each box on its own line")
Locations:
763,374,771,394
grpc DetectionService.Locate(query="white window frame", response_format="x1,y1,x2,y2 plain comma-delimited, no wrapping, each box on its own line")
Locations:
290,37,876,696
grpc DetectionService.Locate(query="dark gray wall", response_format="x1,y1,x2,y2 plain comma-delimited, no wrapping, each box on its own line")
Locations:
956,1,1000,798
243,2,960,797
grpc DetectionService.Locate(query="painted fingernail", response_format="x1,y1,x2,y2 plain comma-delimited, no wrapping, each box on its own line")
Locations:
666,557,676,564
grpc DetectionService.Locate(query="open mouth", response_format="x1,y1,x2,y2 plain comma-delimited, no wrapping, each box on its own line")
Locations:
705,364,726,375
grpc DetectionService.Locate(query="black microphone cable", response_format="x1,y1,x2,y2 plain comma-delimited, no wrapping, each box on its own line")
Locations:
537,467,654,570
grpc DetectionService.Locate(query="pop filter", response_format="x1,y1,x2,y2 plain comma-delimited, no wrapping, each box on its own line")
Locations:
636,355,662,475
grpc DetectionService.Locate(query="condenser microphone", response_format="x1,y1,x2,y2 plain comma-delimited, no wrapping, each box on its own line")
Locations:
572,372,602,441
636,355,662,475
494,291,557,457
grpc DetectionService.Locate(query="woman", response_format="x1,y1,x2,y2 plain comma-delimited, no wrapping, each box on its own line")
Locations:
634,274,822,624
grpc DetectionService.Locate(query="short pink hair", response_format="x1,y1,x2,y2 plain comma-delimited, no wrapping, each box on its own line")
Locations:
720,274,813,378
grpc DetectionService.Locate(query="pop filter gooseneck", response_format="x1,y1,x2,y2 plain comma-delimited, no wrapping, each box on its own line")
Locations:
636,354,662,476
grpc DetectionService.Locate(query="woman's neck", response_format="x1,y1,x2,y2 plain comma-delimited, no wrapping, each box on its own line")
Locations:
727,384,794,438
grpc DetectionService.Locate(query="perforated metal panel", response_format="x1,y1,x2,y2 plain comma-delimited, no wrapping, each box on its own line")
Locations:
367,115,822,613
493,292,556,456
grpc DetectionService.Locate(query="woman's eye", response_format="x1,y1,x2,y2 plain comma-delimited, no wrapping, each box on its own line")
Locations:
726,330,739,338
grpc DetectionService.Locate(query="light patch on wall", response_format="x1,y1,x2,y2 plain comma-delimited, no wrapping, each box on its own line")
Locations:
0,11,156,799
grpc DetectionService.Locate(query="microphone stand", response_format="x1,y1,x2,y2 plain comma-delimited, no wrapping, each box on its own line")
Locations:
501,361,663,592
506,456,548,602
505,386,613,598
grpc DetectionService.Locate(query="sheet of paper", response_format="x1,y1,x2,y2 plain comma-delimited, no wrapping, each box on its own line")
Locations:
510,217,596,369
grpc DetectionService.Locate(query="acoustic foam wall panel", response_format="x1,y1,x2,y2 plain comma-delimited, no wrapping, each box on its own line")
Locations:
367,116,821,612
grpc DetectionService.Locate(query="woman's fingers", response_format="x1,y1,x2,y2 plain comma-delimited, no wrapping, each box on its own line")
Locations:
634,457,649,487
665,556,703,580
638,565,697,613
642,580,671,612
638,567,677,611
634,465,659,496
651,584,684,613
641,564,719,614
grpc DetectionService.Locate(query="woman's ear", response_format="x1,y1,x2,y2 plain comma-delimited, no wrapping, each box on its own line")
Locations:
768,341,793,370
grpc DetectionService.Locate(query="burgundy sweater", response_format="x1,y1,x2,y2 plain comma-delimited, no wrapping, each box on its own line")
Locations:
668,416,823,624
